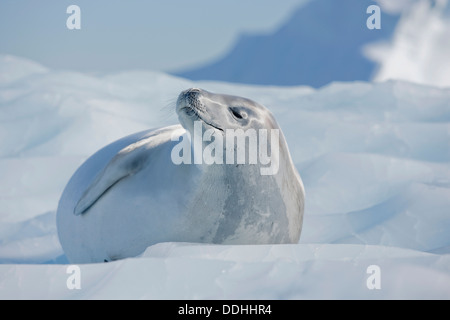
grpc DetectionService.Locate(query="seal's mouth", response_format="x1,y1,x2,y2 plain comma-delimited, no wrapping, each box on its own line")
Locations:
185,105,224,132
177,89,224,132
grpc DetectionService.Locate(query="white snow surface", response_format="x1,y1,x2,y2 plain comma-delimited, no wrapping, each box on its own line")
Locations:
369,0,450,87
0,55,449,299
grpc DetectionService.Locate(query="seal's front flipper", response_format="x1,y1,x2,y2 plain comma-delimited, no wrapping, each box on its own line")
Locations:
73,137,153,215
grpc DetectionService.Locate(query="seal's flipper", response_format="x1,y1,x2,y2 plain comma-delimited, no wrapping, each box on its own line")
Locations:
73,137,153,215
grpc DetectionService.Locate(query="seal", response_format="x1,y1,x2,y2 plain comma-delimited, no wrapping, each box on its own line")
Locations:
57,88,305,263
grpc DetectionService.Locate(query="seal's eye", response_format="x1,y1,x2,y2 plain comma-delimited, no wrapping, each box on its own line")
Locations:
230,107,247,120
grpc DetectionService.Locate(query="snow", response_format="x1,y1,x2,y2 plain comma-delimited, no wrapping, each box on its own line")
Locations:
370,0,450,87
1,243,450,299
0,55,450,299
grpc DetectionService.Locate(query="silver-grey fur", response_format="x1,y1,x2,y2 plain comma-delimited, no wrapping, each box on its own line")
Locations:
57,88,305,263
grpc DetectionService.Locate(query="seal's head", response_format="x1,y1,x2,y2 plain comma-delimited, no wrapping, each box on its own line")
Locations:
176,88,279,135
175,88,291,176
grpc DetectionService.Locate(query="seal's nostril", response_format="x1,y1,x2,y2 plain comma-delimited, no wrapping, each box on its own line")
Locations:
186,88,202,96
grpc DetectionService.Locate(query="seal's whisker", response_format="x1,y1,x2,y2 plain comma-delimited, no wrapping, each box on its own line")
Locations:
160,98,177,121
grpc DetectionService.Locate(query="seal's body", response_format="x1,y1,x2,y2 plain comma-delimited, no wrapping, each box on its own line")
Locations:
57,89,304,263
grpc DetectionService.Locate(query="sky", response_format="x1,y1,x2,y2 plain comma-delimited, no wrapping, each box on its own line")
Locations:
0,0,306,74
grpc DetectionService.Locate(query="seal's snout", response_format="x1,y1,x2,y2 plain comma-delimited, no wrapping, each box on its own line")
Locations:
183,88,203,103
185,88,202,106
176,88,205,114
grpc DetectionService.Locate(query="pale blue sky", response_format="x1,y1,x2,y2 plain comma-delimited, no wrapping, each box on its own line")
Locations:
0,0,306,73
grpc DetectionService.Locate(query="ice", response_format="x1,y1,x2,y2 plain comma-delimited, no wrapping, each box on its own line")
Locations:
0,55,449,299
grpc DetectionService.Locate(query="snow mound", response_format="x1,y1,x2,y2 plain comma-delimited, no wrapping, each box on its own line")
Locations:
370,0,450,87
0,243,449,299
0,55,48,86
0,55,449,299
